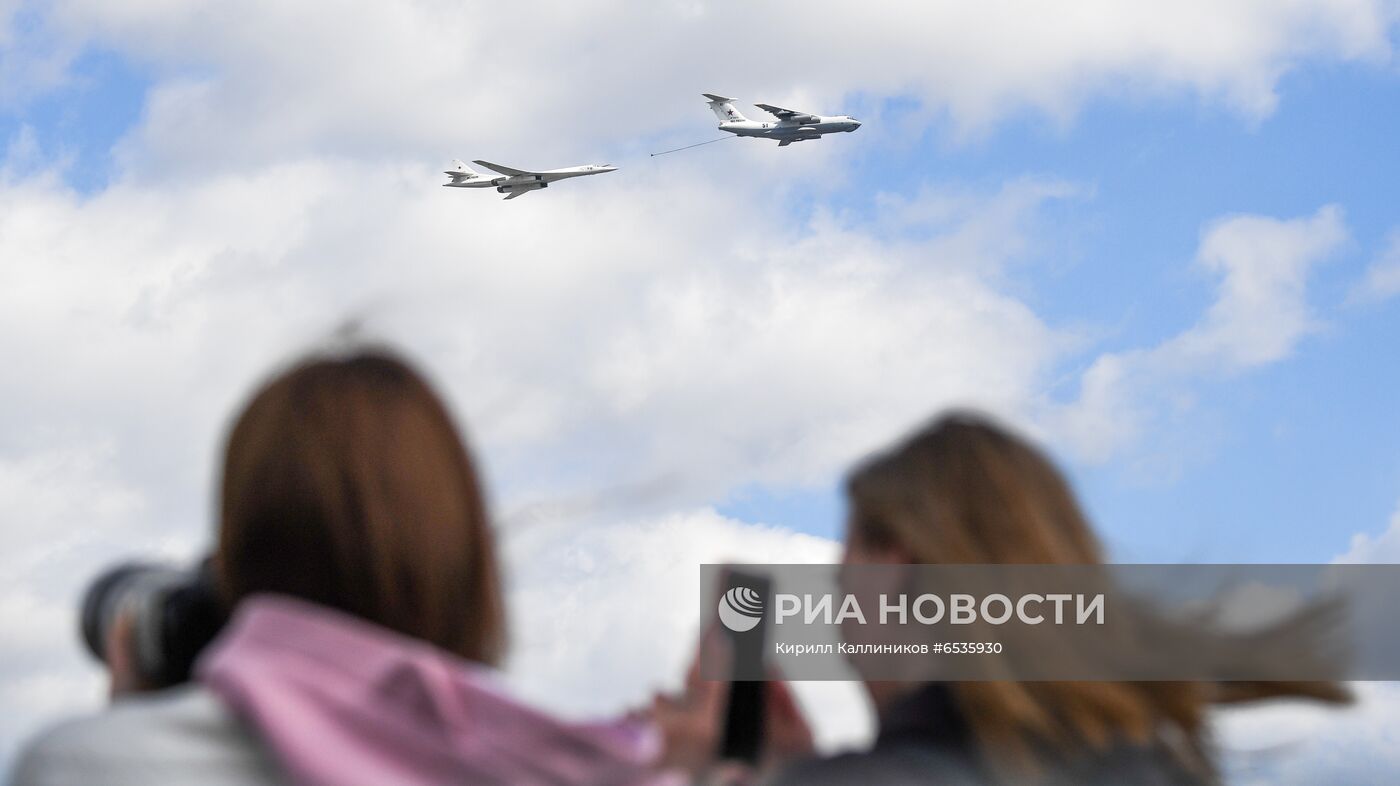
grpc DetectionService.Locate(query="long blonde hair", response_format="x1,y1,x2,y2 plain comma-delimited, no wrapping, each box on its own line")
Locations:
846,411,1347,780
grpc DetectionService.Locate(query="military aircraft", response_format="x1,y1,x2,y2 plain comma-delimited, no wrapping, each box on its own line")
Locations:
703,94,860,146
442,160,617,200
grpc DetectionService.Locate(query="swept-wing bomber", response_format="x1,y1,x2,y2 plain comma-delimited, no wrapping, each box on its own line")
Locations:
443,160,617,200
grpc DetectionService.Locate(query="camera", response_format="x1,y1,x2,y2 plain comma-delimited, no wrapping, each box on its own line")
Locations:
80,558,228,689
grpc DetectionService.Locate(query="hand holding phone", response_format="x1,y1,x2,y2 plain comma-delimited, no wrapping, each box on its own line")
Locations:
718,568,772,763
650,566,813,777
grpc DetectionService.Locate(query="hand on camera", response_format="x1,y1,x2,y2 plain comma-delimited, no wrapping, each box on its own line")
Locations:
104,609,152,698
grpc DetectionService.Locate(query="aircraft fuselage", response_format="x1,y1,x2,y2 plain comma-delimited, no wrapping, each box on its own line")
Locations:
442,163,617,198
718,117,860,141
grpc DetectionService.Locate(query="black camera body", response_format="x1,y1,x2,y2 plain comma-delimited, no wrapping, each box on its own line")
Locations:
81,559,228,689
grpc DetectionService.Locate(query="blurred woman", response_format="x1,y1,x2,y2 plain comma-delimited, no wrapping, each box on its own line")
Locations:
773,411,1350,785
657,411,1349,785
14,349,666,786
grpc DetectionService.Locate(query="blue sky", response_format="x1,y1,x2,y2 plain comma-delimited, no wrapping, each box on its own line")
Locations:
723,64,1400,562
1,48,144,190
3,3,1400,780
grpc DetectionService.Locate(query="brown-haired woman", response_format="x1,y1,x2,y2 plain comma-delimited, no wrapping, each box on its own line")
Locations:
15,349,667,786
660,411,1349,785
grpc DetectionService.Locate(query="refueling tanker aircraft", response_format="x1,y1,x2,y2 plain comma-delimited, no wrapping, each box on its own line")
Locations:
704,94,861,146
442,160,617,199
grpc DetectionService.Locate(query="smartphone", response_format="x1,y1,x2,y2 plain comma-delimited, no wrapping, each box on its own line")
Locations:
718,567,772,763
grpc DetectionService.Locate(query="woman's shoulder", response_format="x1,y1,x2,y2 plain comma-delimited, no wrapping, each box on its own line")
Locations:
11,685,284,786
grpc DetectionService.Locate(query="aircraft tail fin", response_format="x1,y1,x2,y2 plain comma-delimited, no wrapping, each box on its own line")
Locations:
703,94,747,123
444,159,483,184
450,159,481,176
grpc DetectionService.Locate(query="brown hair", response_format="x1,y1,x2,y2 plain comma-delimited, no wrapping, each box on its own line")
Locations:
846,411,1347,780
215,349,506,665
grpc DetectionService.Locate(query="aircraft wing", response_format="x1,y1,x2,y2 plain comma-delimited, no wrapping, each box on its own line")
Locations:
473,160,533,176
502,189,533,200
755,103,818,123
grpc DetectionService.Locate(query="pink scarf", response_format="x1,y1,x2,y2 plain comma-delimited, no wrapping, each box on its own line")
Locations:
198,595,675,786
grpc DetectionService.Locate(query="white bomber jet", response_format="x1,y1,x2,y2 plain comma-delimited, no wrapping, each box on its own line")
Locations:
443,160,617,200
704,94,860,147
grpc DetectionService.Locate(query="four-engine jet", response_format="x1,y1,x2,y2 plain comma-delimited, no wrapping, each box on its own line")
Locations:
443,160,617,200
703,94,860,146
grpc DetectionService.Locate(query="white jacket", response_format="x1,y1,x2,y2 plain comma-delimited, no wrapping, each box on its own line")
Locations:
12,685,283,786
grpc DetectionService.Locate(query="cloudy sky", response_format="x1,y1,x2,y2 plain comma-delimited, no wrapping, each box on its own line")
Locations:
3,1,1400,781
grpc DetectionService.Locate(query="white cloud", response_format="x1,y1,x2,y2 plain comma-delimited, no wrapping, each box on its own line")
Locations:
0,443,178,768
0,589,105,754
502,507,873,752
1049,205,1347,462
1349,230,1400,305
1169,206,1347,367
1217,682,1400,785
3,1,1389,175
0,156,1079,502
1334,502,1400,564
0,155,1067,767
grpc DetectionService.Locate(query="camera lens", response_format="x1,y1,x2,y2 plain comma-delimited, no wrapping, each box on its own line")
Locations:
81,563,144,661
79,563,186,665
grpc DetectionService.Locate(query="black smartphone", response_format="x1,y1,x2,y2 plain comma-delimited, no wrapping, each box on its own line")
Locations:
718,568,772,763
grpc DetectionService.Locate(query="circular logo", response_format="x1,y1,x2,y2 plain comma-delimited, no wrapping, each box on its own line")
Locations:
718,586,764,632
